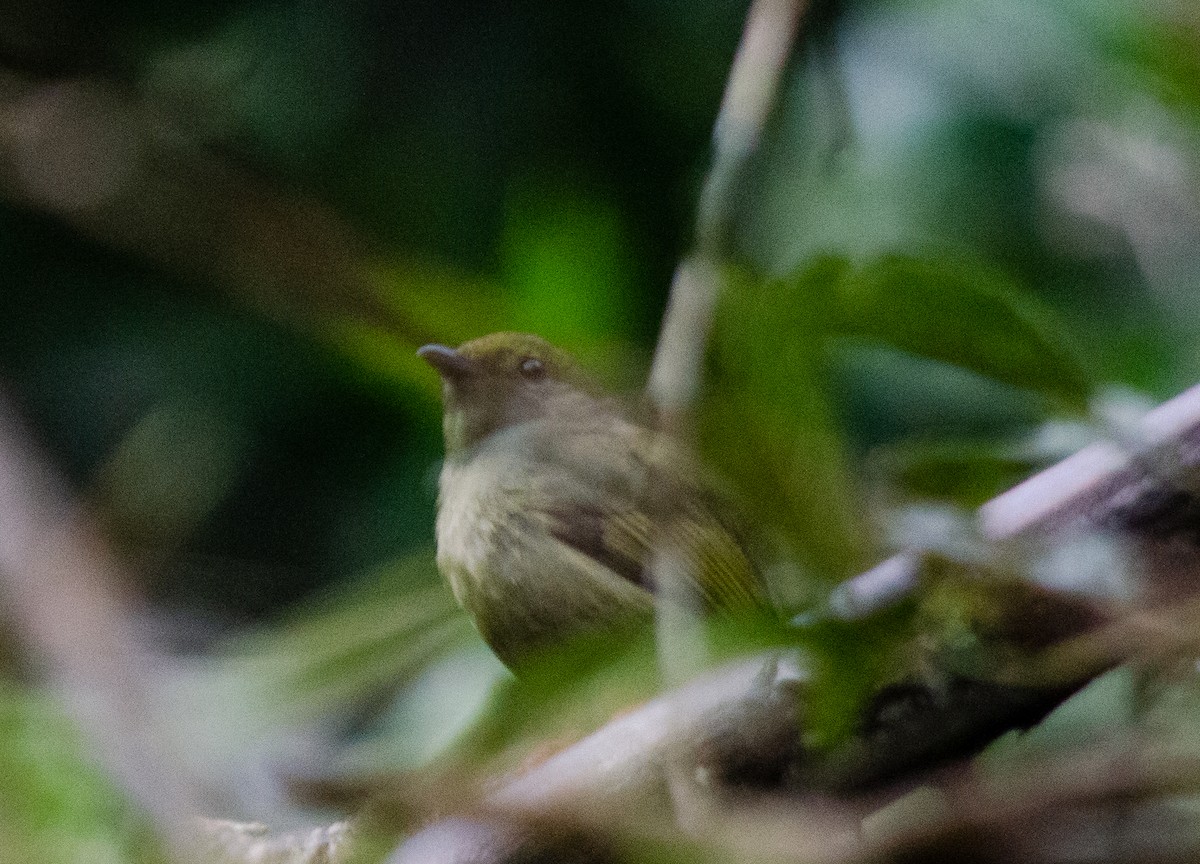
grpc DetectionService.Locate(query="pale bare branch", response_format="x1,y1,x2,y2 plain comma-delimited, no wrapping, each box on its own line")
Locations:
0,396,205,856
648,0,808,429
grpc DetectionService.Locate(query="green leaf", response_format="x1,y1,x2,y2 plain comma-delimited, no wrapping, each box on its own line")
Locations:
224,551,475,717
380,261,509,347
795,600,919,751
701,261,869,586
797,549,1108,754
867,437,1041,508
829,254,1093,411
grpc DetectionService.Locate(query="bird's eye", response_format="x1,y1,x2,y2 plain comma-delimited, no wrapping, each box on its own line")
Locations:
519,357,546,380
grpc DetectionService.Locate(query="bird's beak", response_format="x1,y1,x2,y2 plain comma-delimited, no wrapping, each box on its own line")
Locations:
417,344,477,379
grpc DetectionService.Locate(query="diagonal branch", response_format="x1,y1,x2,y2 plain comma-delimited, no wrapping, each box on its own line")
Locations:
647,0,808,431
0,72,424,343
980,382,1200,541
0,395,205,857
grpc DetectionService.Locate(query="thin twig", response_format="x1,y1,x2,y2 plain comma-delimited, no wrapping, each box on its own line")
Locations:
864,744,1200,863
382,654,807,864
647,0,808,430
491,653,801,818
642,0,810,828
197,818,353,864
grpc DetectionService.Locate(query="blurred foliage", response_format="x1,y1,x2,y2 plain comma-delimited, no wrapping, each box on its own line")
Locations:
0,683,162,864
2,0,1200,860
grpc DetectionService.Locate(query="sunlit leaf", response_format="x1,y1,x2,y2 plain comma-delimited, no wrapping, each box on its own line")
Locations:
500,176,649,387
502,177,635,345
795,600,919,751
380,261,509,347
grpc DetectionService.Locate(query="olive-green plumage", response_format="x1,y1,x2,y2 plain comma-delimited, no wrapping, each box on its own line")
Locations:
419,333,771,668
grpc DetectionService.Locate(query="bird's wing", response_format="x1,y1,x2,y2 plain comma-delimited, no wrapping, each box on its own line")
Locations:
534,423,771,615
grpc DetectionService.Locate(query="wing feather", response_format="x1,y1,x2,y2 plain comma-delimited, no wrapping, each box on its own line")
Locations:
533,422,771,615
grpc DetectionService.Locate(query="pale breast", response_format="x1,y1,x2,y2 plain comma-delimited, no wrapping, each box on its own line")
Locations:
432,429,658,664
435,455,508,603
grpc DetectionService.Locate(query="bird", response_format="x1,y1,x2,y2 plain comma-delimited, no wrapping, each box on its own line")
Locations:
419,332,773,669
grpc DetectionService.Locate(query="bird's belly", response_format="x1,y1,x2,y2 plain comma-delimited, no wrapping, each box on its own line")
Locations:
436,464,653,664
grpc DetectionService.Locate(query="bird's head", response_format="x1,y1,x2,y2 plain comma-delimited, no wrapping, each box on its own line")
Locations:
419,333,601,453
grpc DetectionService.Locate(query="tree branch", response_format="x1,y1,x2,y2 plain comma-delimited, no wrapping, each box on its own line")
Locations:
0,395,205,857
0,72,423,343
647,0,808,430
980,383,1200,541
